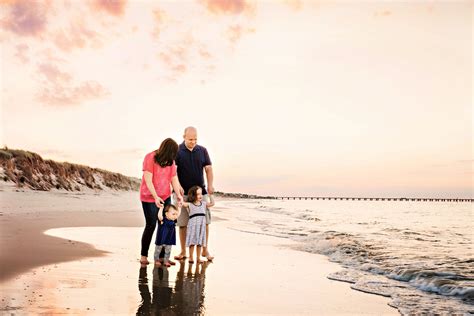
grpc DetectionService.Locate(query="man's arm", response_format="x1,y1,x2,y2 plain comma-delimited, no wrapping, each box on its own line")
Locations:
204,165,214,194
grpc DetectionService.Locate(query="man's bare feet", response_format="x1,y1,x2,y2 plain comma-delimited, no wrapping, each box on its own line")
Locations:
154,261,162,267
140,256,149,264
164,262,171,267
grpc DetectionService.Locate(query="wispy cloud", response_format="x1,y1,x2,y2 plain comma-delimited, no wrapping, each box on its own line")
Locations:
201,0,255,15
151,8,167,39
1,0,50,37
226,24,255,45
374,10,392,17
90,0,127,17
14,43,29,63
37,81,109,106
37,62,72,84
282,0,303,11
52,18,102,52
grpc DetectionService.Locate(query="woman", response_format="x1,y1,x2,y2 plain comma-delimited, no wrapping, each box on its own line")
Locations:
140,138,183,265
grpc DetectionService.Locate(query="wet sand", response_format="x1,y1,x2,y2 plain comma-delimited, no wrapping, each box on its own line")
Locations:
0,188,398,315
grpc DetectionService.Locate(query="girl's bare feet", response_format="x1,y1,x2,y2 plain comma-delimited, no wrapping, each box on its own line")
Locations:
202,250,214,261
154,260,162,267
140,256,149,264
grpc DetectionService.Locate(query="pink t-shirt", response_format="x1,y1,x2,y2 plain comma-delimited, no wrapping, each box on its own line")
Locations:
139,151,177,202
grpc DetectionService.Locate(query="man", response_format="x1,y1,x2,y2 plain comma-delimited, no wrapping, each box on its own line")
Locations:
175,126,215,261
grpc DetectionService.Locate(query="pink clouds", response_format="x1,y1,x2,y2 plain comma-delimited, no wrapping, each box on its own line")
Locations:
36,59,109,106
1,0,50,37
14,43,29,63
37,81,109,106
37,63,72,84
226,24,255,45
91,0,127,17
199,48,212,59
202,0,255,15
52,20,102,52
151,8,167,39
374,10,392,17
283,0,303,11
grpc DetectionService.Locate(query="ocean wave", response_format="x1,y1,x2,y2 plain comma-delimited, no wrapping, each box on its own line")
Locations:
243,200,473,314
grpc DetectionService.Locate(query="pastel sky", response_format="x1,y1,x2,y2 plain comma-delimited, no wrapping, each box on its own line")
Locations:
1,0,472,198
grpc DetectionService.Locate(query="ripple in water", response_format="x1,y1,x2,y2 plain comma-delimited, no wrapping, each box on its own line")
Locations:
235,199,474,315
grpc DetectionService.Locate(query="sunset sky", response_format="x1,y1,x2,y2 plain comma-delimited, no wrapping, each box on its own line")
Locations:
1,1,472,198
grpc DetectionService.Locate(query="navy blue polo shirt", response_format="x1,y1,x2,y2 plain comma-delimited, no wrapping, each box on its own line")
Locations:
176,142,212,195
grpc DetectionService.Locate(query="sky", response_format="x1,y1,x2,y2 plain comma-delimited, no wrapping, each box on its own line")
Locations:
1,0,472,198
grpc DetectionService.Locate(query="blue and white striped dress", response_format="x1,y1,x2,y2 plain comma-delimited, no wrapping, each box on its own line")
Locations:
185,201,207,247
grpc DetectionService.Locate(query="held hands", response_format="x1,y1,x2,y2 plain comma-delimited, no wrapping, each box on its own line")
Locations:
208,186,215,194
155,197,164,209
158,210,164,224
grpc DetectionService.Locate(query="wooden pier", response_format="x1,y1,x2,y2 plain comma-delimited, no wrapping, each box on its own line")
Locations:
275,197,473,202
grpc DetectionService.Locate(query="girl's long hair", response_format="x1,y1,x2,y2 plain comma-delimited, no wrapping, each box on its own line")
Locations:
187,185,202,203
154,138,178,167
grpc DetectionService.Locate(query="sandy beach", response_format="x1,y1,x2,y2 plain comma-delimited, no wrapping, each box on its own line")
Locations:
0,187,397,315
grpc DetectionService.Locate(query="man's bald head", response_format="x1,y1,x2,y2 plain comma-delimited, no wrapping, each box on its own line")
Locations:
183,126,198,151
184,126,197,136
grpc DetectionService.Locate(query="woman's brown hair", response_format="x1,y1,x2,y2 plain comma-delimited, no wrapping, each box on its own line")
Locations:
154,138,178,167
187,185,202,203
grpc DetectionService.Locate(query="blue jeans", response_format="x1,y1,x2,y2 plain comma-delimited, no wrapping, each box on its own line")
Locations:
140,197,171,257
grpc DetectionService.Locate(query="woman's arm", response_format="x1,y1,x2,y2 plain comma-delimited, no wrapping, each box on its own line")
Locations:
143,171,164,208
207,194,215,208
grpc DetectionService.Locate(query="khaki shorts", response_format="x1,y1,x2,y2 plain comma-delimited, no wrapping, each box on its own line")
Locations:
177,194,211,227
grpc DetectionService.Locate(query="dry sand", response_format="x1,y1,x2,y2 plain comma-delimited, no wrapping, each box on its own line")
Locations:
0,186,398,315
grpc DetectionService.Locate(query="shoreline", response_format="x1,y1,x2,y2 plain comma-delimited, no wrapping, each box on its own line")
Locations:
0,189,398,314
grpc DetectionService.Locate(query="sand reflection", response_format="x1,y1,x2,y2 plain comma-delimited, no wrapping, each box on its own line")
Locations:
137,262,209,315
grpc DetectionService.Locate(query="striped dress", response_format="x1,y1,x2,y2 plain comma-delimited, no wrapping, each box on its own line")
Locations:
185,201,207,247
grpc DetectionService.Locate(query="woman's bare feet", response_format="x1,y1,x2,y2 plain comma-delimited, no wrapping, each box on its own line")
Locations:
140,256,149,264
174,253,187,260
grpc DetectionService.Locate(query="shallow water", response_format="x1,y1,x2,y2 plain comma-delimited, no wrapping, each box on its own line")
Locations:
222,199,474,315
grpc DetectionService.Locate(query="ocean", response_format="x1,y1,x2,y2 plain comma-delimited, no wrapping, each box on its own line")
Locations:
222,198,473,315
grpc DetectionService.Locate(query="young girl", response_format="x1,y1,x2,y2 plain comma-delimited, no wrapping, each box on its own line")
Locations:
155,204,180,267
181,186,215,264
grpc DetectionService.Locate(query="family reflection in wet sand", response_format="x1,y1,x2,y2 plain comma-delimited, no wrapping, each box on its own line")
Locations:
137,261,209,315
